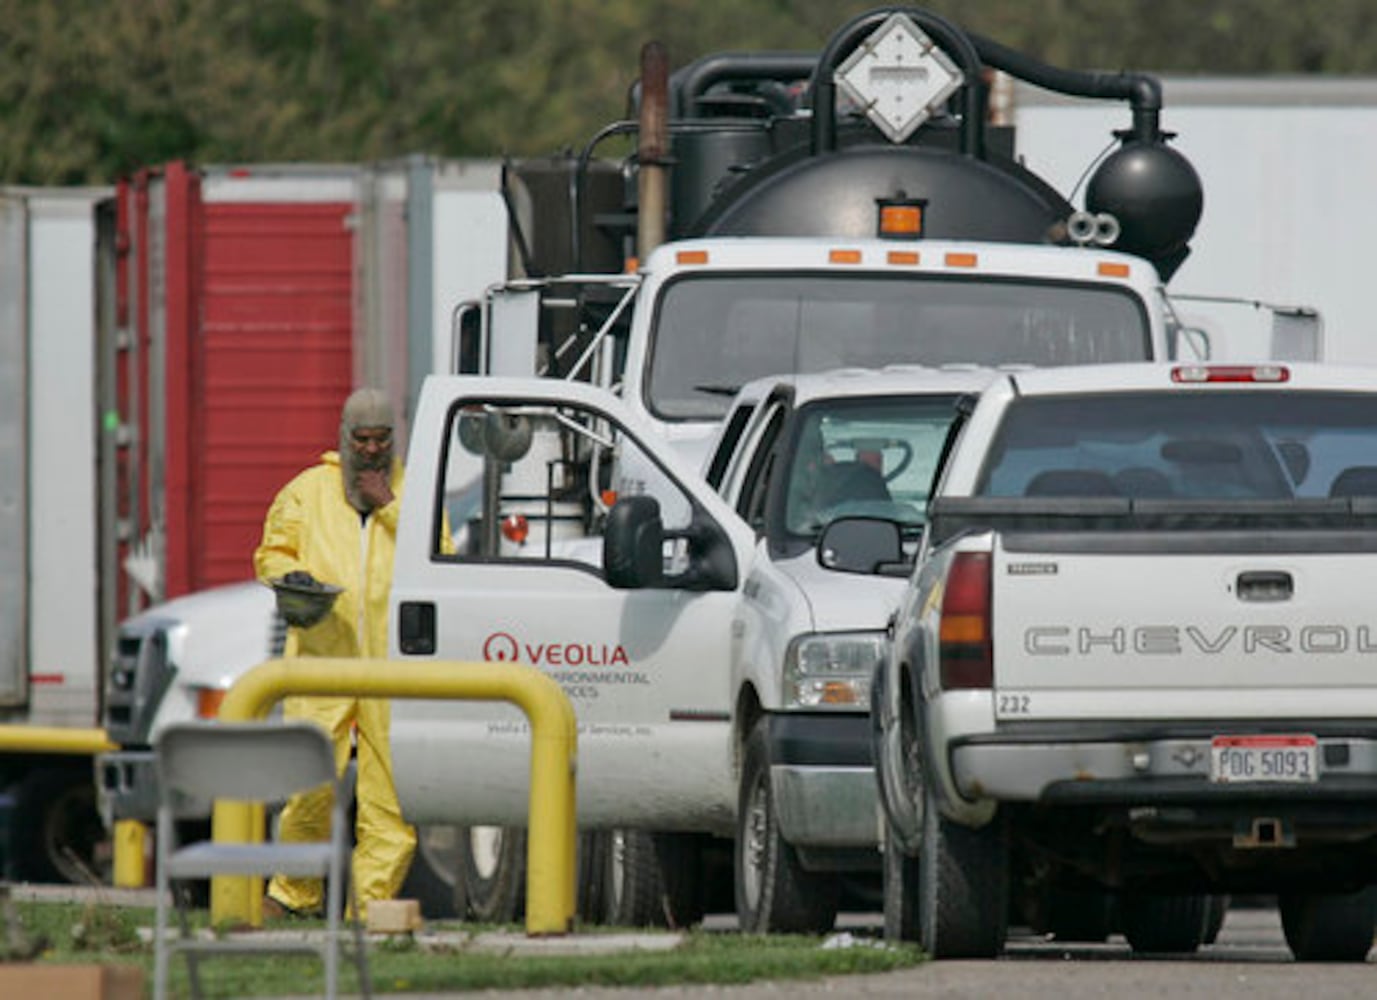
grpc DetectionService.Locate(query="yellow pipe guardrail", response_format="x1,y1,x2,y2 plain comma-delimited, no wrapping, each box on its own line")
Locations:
209,658,577,936
0,726,115,754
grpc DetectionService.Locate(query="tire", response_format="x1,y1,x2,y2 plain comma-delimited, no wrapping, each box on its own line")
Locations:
1203,894,1229,945
1280,887,1377,962
883,823,920,942
1119,893,1208,954
602,829,706,929
575,830,611,923
10,766,107,884
458,825,526,923
400,824,462,919
604,829,664,926
655,832,707,928
917,782,1009,959
735,722,841,934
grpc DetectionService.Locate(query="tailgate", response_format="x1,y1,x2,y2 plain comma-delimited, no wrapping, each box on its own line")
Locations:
991,529,1377,720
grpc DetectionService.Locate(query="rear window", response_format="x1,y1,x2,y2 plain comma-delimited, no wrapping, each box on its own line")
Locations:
977,391,1377,501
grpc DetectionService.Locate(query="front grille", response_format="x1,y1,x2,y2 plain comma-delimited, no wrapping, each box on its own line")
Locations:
103,622,177,744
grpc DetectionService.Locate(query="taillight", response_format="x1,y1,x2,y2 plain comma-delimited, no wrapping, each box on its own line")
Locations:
1171,364,1289,384
939,552,992,689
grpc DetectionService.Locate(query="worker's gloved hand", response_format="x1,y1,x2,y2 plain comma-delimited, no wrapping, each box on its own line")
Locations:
274,570,338,628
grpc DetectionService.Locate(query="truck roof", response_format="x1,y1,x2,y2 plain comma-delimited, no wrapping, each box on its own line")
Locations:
994,361,1377,397
639,237,1160,288
731,364,1004,409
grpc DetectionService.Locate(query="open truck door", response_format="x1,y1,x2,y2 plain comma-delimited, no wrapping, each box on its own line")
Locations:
389,376,756,831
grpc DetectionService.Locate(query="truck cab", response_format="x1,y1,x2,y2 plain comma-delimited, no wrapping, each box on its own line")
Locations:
387,365,995,931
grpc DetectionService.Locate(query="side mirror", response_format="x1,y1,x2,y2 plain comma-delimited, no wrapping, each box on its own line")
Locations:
817,517,906,575
1174,324,1211,361
1270,307,1323,361
603,496,664,589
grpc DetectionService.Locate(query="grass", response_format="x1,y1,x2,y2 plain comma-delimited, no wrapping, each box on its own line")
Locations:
6,899,925,997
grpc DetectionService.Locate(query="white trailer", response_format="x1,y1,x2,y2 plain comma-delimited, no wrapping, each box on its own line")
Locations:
0,186,113,882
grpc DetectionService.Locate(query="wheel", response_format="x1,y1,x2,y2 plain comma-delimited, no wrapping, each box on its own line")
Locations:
458,825,525,923
575,830,610,923
1119,893,1208,954
10,766,107,884
400,824,462,918
1203,894,1229,945
604,829,665,926
735,721,841,934
1280,887,1377,962
655,832,707,928
883,822,920,942
602,830,706,928
917,781,1008,958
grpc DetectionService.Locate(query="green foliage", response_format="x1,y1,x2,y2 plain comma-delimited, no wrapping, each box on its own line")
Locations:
3,0,1377,183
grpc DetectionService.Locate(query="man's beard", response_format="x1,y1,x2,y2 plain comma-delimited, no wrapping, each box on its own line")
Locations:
342,447,392,513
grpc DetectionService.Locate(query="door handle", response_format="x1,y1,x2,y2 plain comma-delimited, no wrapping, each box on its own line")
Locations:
1235,571,1293,602
398,601,437,654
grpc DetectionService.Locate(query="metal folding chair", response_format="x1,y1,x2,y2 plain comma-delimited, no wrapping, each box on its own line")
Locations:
152,720,371,1000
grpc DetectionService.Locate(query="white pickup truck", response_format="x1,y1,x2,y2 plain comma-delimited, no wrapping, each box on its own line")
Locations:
873,361,1377,961
387,365,996,931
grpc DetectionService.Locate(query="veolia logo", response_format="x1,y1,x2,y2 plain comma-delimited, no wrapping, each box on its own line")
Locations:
481,630,632,667
482,632,520,662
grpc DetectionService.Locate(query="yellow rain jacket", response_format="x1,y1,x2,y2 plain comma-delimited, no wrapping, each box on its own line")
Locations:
253,450,414,916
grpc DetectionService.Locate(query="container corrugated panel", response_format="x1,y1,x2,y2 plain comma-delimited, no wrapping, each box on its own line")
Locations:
193,199,354,590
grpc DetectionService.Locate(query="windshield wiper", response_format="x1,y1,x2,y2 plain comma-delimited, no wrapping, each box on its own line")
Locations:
692,383,742,397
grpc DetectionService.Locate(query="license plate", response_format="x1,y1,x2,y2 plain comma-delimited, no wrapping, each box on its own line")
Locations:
1210,735,1318,784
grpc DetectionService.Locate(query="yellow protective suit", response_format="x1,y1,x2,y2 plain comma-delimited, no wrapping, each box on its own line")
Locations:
253,450,413,917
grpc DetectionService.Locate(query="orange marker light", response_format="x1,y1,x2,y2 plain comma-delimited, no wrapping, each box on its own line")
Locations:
818,681,860,705
829,249,862,264
601,489,619,507
887,250,921,266
197,688,227,720
878,204,923,237
1097,261,1131,278
676,249,709,266
944,252,978,268
501,514,530,545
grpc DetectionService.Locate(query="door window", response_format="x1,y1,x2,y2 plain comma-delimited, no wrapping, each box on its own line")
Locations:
434,397,696,569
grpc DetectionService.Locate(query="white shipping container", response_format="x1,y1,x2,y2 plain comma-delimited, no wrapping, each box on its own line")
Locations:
1013,76,1377,363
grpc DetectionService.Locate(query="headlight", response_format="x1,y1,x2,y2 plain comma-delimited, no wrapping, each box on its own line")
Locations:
783,631,886,708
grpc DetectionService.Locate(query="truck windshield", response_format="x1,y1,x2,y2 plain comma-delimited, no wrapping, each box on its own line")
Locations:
782,395,962,537
647,273,1149,420
977,391,1377,501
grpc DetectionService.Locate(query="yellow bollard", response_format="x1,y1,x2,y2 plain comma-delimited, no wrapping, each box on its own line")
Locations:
209,658,577,936
112,820,149,888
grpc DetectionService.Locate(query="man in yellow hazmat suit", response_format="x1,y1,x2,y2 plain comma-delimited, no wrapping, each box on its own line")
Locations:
254,387,414,919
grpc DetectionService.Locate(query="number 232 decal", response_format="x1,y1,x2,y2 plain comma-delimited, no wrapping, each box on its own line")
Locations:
997,692,1031,715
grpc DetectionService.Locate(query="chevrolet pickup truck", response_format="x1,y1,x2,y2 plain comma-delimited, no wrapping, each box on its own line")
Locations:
387,365,995,931
873,361,1377,961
